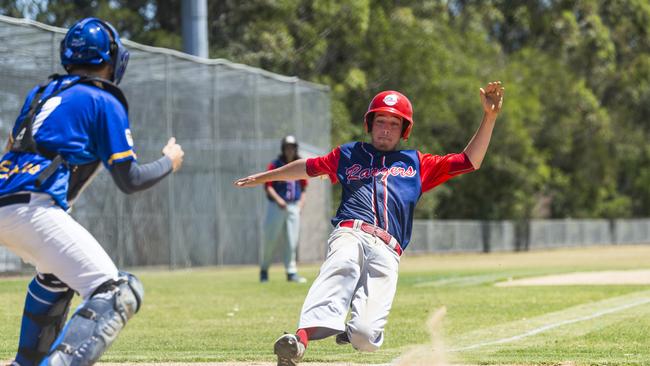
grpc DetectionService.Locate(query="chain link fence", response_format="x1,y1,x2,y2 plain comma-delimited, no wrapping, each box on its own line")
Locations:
409,219,650,254
1,16,649,273
0,15,332,272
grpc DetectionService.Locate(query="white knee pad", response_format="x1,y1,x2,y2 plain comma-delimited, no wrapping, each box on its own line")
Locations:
347,322,383,352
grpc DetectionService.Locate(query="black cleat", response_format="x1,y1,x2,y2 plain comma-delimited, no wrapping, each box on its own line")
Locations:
287,273,307,283
260,269,269,282
335,331,350,345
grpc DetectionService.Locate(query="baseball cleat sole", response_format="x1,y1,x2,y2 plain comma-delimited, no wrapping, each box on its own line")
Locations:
274,333,304,366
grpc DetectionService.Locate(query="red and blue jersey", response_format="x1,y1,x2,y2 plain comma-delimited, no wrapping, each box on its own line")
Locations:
306,142,474,250
265,158,308,203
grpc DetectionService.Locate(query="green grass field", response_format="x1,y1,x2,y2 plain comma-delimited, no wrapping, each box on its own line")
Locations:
2,245,650,365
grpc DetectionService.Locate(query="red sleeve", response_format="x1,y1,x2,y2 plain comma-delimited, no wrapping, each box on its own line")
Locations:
305,147,341,183
264,161,277,188
418,151,475,193
300,179,308,190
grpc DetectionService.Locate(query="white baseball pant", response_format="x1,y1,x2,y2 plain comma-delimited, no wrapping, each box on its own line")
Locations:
0,193,119,299
261,201,300,274
298,223,400,352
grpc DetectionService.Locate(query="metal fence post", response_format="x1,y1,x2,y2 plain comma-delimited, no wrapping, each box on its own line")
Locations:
294,82,303,141
51,32,57,74
514,219,530,251
165,54,177,269
212,65,223,266
609,218,617,245
254,74,263,265
481,221,491,253
117,181,125,267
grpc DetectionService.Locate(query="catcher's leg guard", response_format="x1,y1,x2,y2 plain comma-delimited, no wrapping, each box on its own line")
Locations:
14,274,74,366
39,272,144,366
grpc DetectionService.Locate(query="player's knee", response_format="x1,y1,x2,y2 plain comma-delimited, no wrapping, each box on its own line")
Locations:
40,272,144,366
103,271,144,318
348,323,383,352
84,272,143,312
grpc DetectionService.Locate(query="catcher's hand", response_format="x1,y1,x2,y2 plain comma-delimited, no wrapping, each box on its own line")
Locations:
480,81,504,116
162,137,184,172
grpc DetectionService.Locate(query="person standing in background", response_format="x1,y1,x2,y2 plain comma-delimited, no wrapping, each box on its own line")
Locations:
260,135,308,283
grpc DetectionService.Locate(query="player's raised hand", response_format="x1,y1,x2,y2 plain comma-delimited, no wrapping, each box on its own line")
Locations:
162,137,184,172
480,81,504,116
234,174,262,188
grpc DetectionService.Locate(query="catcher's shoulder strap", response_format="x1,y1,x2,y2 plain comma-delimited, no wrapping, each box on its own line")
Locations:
10,74,128,187
11,77,57,158
82,76,129,112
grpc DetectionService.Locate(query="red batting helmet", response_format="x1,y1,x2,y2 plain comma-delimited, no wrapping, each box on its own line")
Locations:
364,90,414,140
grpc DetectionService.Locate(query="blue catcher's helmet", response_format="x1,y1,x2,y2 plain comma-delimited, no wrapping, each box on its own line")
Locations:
60,18,129,84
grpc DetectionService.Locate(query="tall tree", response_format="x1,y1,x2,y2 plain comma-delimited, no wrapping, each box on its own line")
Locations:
2,0,649,219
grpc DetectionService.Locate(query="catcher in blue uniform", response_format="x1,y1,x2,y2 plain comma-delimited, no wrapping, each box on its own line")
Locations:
0,18,184,366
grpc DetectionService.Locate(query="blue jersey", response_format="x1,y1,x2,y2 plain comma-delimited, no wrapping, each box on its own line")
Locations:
306,142,474,250
0,75,136,209
265,158,308,203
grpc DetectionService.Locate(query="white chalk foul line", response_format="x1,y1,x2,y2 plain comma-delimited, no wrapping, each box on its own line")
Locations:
451,296,650,352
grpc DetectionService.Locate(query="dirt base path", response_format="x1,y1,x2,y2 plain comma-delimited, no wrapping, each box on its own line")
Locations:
496,269,650,287
17,363,390,366
100,363,390,366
